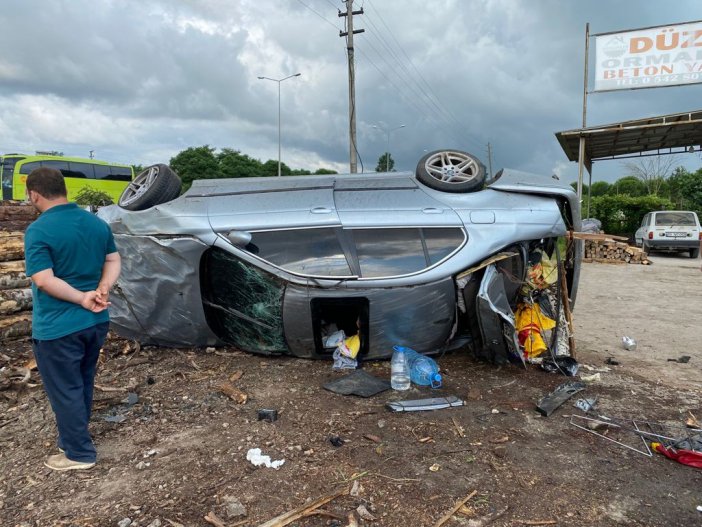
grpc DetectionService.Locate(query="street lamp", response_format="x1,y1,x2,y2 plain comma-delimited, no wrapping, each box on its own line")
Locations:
257,73,302,177
373,124,405,172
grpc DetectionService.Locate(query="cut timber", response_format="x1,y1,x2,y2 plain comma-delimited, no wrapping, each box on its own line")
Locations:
0,233,24,262
0,313,31,340
257,488,348,527
568,232,629,241
0,260,29,290
0,205,39,221
0,288,32,315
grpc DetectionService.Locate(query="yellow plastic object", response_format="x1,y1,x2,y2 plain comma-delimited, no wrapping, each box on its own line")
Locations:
339,334,361,359
522,249,558,294
516,303,556,359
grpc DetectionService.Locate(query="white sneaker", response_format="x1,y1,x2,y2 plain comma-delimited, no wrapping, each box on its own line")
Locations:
44,453,95,471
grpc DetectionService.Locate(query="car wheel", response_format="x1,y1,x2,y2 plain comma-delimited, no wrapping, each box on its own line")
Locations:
415,150,486,193
118,164,181,211
690,248,700,258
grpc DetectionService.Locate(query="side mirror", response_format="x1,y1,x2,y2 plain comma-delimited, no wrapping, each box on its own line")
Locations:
226,230,252,247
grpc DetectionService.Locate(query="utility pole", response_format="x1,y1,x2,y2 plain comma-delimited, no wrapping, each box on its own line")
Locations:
339,0,364,173
486,142,494,178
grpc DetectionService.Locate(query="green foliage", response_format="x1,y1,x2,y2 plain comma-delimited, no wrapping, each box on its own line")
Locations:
589,181,610,197
609,176,647,196
218,149,262,179
375,152,395,172
314,168,337,175
665,167,702,216
132,164,144,175
589,194,673,236
169,145,221,189
74,187,114,207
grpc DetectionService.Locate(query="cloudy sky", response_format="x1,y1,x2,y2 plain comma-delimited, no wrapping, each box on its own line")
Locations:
1,0,700,183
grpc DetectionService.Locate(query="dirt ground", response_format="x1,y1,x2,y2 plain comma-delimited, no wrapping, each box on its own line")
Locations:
1,255,701,527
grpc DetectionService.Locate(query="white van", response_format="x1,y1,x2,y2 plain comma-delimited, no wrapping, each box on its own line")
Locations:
635,211,701,258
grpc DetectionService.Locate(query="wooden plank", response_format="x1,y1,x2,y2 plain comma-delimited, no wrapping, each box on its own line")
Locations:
257,488,348,527
568,232,629,241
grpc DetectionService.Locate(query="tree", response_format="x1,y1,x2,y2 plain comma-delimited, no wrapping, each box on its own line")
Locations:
621,156,677,195
169,145,220,188
260,159,292,177
218,149,263,178
666,166,702,214
375,152,395,172
609,176,647,196
589,181,610,197
314,168,338,175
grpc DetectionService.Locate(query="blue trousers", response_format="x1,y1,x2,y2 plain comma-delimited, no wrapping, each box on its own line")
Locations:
33,322,109,463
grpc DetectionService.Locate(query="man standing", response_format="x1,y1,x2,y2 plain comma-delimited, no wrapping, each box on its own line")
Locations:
24,167,121,471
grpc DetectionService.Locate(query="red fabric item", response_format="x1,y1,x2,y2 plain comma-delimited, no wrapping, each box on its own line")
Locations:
652,442,702,469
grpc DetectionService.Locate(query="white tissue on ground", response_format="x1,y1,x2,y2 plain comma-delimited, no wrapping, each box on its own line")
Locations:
246,448,285,469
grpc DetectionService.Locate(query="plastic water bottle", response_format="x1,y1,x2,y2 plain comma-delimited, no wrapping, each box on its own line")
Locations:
394,345,442,388
390,347,410,391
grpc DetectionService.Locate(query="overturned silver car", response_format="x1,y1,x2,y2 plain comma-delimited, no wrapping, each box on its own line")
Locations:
100,150,581,363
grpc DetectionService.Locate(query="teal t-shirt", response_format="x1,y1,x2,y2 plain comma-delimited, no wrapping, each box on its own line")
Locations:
24,203,117,340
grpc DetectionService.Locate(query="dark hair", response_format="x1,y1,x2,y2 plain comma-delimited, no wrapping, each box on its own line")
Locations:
26,167,67,199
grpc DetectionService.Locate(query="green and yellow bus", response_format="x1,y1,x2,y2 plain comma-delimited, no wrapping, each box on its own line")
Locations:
1,154,134,202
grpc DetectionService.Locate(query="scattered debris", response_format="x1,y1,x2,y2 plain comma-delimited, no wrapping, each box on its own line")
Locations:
257,487,347,527
570,415,653,457
356,504,375,521
539,356,579,376
580,373,601,383
515,520,558,526
574,397,598,413
535,382,585,417
386,396,465,413
118,518,132,527
429,463,441,472
257,409,278,422
349,480,362,497
490,435,510,444
451,417,465,437
465,505,509,527
329,435,344,447
686,412,700,429
433,489,477,527
0,367,30,391
222,495,247,519
219,382,248,404
246,448,285,470
363,434,381,443
229,370,243,382
604,357,620,366
203,511,227,527
323,370,390,398
667,356,691,364
622,336,637,351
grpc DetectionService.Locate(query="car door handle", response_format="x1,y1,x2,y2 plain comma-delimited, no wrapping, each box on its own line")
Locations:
422,207,443,214
311,207,332,214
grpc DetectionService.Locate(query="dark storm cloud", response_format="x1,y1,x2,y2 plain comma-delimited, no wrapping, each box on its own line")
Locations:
0,0,700,178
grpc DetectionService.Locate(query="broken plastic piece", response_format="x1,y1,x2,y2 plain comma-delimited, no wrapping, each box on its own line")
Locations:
323,370,390,398
535,381,585,417
257,409,278,422
574,397,597,413
386,396,465,412
540,356,579,376
622,336,637,351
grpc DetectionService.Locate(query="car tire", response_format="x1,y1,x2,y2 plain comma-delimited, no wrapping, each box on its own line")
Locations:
118,164,182,211
415,150,486,193
690,248,700,258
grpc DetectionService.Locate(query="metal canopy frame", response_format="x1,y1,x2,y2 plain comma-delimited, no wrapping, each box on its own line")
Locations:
556,109,702,166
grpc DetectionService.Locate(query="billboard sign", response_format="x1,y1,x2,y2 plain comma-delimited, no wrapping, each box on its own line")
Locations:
594,21,702,92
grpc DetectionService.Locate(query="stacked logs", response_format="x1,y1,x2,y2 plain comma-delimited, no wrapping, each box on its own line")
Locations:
581,236,651,265
1,201,38,340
